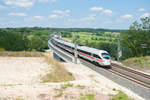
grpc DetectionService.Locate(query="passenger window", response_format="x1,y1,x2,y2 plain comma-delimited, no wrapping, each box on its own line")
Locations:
93,54,101,59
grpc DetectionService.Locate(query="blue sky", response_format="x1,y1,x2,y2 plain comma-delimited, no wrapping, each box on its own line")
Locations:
0,0,150,29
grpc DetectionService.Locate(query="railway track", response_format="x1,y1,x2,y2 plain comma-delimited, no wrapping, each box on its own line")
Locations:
50,40,150,89
79,56,150,89
108,63,150,89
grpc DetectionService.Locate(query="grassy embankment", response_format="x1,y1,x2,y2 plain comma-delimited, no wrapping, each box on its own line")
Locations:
122,56,150,70
42,53,75,82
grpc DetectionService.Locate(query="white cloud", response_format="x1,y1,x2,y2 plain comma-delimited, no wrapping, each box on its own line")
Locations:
121,14,133,19
140,13,150,18
33,16,44,20
39,0,56,2
90,7,113,16
53,10,64,14
103,9,112,16
2,0,56,8
90,7,103,11
103,9,112,14
8,12,27,16
49,9,71,19
3,0,35,8
49,14,59,18
52,10,70,15
138,8,145,12
0,5,5,9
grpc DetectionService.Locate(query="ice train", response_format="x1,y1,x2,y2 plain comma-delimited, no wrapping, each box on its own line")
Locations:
50,37,111,66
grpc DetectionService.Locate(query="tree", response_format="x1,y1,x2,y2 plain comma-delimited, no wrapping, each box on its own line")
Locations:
28,36,44,51
120,17,150,59
0,30,27,51
61,32,72,38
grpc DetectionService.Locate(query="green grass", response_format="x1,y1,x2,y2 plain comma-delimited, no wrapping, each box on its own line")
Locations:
111,91,134,100
112,88,116,91
15,98,24,100
77,85,85,89
68,72,73,76
67,32,117,46
0,48,5,51
54,90,63,98
0,84,15,86
61,83,73,89
122,56,150,68
80,94,94,100
42,53,75,82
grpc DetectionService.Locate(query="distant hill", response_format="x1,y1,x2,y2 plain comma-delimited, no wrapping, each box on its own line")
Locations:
0,27,125,34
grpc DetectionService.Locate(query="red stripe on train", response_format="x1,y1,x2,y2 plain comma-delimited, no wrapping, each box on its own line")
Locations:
79,52,103,62
96,59,103,62
79,52,94,59
55,43,103,62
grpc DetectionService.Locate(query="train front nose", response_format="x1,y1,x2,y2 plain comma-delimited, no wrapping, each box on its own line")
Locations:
103,59,111,66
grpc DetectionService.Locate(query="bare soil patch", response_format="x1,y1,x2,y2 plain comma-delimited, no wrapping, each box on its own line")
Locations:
0,57,49,85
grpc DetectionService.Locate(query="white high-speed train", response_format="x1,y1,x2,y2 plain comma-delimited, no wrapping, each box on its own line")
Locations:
50,37,111,66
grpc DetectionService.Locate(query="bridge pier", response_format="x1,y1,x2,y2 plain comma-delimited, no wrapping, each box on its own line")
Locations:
53,52,65,62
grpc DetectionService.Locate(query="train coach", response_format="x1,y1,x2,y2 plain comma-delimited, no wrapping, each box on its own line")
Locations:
50,37,111,67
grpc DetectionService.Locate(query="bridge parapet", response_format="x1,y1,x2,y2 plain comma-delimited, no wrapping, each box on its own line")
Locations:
48,39,80,64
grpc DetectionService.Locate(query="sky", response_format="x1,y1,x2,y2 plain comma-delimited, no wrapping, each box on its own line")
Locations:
0,0,150,29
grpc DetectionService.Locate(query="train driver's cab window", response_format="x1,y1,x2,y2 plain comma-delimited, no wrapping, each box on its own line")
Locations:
102,53,110,59
93,54,101,59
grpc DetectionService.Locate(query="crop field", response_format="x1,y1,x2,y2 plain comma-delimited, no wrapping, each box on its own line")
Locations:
65,32,118,45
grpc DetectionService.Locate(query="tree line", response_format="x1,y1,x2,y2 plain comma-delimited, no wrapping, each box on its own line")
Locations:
0,27,118,52
0,30,49,51
0,17,149,60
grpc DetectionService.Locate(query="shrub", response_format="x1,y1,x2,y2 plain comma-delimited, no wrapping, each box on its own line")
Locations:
111,91,134,100
80,94,94,100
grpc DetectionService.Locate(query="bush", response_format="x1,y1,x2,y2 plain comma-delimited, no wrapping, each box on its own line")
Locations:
0,48,5,51
111,91,134,100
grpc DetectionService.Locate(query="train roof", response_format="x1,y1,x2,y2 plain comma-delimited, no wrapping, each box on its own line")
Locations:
52,37,75,47
52,37,108,55
78,46,108,55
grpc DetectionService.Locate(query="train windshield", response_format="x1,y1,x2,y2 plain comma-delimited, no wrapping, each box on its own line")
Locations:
102,53,110,60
